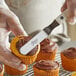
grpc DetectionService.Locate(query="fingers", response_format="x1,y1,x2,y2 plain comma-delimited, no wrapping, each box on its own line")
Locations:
61,0,76,24
0,47,26,71
7,11,28,36
61,0,67,12
0,55,26,71
67,0,76,23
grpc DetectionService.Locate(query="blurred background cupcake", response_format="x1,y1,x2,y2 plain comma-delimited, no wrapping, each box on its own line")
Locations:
61,47,76,71
33,60,59,76
36,38,58,61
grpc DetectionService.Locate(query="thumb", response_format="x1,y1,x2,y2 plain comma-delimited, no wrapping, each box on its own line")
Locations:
0,47,26,71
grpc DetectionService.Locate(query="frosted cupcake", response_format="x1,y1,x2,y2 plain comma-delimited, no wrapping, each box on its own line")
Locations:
33,60,59,76
61,47,76,71
36,38,58,61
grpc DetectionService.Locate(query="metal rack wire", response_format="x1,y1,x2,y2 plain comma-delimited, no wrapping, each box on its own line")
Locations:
23,53,72,76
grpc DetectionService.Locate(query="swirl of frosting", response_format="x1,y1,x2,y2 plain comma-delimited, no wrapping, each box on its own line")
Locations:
63,47,76,58
40,38,57,52
35,60,59,70
40,38,50,46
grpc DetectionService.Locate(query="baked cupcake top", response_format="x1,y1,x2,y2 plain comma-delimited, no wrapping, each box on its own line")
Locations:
16,36,38,56
62,47,76,58
40,38,57,52
34,60,59,70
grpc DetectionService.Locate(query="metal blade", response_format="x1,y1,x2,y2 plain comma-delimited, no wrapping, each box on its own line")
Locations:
20,30,48,55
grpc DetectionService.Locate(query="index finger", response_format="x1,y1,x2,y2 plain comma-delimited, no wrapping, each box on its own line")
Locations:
67,0,76,23
6,11,28,36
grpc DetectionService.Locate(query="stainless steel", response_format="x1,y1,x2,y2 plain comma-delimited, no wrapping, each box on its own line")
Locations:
20,30,48,55
20,10,67,55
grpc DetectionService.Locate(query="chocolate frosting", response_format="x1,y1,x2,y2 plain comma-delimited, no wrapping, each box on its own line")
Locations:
40,38,50,46
35,60,59,70
16,36,38,55
40,38,57,52
63,47,76,58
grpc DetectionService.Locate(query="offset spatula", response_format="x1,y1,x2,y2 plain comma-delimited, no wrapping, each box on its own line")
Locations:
20,10,67,55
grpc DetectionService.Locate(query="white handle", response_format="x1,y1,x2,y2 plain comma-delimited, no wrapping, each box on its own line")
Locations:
56,9,68,24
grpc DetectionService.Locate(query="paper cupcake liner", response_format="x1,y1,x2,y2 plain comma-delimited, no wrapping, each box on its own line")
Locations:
33,66,59,76
10,35,40,65
4,65,28,75
61,52,76,71
36,48,57,61
4,72,27,76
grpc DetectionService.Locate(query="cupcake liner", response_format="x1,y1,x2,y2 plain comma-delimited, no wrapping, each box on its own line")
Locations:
33,66,59,76
4,65,27,75
36,48,57,61
61,52,76,71
10,35,40,65
4,72,27,76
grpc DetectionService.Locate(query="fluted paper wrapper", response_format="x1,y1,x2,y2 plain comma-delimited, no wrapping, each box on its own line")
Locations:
33,66,59,76
36,48,57,61
61,52,76,71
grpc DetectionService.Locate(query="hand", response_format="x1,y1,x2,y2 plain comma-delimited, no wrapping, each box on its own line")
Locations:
0,2,27,71
61,0,76,23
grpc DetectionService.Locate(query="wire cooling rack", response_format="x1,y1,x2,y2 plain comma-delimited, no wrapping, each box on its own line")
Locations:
20,53,71,76
4,53,72,76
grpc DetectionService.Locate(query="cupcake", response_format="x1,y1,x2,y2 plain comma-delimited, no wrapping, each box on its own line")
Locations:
0,63,4,76
33,60,59,76
4,36,40,75
61,47,76,71
36,38,58,61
